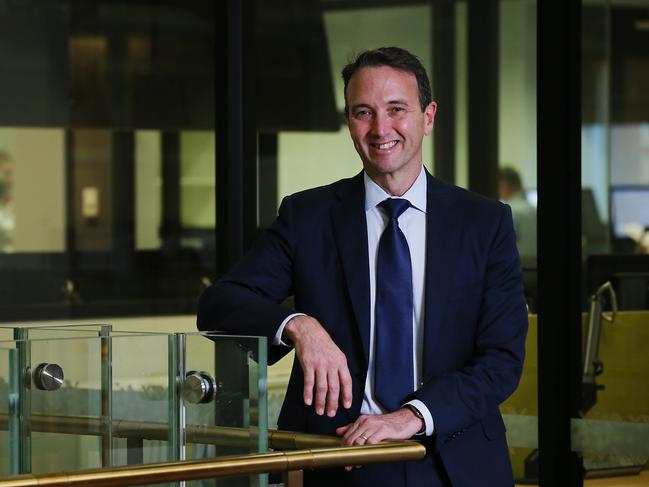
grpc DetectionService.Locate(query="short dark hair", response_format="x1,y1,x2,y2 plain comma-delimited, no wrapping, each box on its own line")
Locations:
499,167,523,191
341,47,432,113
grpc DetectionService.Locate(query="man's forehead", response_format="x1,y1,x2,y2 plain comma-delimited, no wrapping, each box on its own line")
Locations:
349,65,416,83
346,66,419,99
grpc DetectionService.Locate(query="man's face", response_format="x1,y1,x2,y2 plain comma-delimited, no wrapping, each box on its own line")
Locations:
345,66,436,183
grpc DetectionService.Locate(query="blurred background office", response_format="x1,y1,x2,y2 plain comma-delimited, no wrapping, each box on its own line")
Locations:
499,166,537,257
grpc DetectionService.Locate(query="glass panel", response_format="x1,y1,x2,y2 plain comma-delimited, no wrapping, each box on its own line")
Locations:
498,1,538,483
0,344,16,476
0,329,268,486
28,335,103,473
578,0,649,483
110,333,174,467
573,311,649,477
0,324,110,340
184,333,268,487
258,1,538,485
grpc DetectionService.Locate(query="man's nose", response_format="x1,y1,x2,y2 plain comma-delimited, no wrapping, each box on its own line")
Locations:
370,112,390,137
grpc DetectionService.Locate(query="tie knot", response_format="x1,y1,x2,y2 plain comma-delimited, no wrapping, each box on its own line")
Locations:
379,198,411,220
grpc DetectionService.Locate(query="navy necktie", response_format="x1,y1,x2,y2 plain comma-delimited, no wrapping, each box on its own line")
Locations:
374,198,414,412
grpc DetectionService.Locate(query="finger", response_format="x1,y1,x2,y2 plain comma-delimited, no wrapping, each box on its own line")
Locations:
353,433,367,446
314,368,328,415
366,433,381,445
326,370,340,417
339,366,353,409
342,421,361,444
303,366,314,406
344,415,368,439
336,424,352,436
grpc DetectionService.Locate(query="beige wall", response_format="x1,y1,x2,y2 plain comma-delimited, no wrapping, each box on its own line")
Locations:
181,131,216,229
499,0,537,187
0,128,66,252
135,130,162,250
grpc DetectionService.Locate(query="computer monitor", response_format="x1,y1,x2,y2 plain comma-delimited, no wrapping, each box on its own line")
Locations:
610,186,649,239
587,254,649,310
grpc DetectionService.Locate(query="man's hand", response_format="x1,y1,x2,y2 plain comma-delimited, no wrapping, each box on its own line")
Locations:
336,407,423,446
284,315,353,417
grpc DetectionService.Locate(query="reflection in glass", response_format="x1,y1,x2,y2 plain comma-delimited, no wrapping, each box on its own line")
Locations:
579,0,649,481
0,150,14,252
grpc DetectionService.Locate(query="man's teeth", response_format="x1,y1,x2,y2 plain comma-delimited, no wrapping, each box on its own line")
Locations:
375,141,397,149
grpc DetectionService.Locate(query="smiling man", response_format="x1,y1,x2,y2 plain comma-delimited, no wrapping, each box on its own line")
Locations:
198,47,528,486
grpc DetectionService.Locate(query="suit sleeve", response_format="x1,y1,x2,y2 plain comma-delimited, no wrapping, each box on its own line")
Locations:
196,196,298,363
410,203,528,440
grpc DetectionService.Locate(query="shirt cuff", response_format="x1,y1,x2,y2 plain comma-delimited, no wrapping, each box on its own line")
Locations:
273,313,306,346
404,399,434,436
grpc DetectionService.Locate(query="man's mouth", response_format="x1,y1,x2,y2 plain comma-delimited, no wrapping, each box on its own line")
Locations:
370,140,398,150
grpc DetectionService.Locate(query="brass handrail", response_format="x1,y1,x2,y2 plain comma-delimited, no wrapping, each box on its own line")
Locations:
0,441,426,487
0,413,340,449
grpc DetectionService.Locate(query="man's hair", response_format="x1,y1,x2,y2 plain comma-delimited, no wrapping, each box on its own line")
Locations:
499,166,523,191
341,47,432,113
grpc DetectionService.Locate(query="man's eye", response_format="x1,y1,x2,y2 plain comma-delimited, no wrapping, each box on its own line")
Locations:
391,107,405,113
354,110,371,119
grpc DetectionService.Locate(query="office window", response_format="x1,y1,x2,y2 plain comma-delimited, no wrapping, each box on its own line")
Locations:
0,1,216,320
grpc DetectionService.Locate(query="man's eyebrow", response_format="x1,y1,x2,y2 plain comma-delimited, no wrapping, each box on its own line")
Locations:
349,103,372,111
387,99,410,105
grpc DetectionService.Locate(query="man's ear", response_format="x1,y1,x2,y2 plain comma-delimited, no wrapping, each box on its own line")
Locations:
424,101,437,135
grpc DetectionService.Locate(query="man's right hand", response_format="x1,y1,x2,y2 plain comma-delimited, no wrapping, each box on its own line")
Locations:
284,315,353,417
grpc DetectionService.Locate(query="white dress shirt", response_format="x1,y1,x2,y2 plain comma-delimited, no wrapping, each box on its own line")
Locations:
275,166,434,435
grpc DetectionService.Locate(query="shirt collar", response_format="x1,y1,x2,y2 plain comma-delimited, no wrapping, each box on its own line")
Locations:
364,165,427,214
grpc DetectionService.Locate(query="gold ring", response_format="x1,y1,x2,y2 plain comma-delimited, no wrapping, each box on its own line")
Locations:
360,434,368,441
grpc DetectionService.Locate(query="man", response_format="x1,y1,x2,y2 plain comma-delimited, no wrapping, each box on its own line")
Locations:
198,47,527,486
498,166,537,257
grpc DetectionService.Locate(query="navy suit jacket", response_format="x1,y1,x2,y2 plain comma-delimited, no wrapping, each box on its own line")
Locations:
198,170,528,486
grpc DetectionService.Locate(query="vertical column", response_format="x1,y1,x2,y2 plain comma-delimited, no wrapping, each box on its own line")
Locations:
167,333,185,462
12,328,31,473
467,0,499,198
215,0,257,274
112,132,135,259
432,0,456,184
537,0,584,486
100,325,113,467
258,133,278,229
161,132,181,253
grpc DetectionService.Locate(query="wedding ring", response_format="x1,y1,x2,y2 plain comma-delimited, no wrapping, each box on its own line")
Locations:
360,433,368,441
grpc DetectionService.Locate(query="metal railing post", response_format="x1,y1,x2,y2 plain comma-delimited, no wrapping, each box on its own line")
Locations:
100,325,113,467
282,469,303,487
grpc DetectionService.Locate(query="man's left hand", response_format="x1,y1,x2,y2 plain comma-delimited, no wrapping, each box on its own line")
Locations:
336,407,423,446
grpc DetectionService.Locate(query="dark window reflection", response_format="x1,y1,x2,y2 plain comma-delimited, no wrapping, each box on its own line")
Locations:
0,1,216,320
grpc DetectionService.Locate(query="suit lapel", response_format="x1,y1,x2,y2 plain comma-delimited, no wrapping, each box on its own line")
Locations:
423,171,462,376
331,172,371,367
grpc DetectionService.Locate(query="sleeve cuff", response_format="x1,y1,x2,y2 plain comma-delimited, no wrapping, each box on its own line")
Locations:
404,399,434,436
273,313,306,346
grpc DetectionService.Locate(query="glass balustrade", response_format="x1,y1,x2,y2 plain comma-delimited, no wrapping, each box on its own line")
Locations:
0,326,267,487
